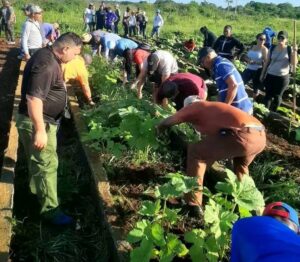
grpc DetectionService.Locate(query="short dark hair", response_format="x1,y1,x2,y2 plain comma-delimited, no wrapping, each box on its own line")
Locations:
161,81,178,98
53,32,82,49
200,26,207,33
224,25,232,31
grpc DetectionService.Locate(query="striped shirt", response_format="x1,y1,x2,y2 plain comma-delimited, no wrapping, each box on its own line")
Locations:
212,56,252,113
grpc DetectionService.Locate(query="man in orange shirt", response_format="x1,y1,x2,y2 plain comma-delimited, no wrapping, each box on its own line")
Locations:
157,97,266,217
62,54,94,105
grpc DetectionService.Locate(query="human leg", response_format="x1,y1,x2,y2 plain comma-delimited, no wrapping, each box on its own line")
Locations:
29,123,59,214
272,75,289,111
263,74,275,109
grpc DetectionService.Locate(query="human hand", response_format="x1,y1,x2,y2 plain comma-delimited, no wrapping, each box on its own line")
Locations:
259,75,265,83
25,54,31,61
33,129,47,150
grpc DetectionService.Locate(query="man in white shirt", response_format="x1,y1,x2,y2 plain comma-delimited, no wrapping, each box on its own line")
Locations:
151,9,164,38
21,5,43,61
83,3,95,32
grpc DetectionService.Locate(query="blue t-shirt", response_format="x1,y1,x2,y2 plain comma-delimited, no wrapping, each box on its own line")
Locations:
115,38,138,57
212,56,252,113
231,216,300,262
100,33,121,58
42,23,54,39
263,27,276,49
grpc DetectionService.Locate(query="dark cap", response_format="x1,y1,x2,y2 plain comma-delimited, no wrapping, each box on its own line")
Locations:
161,81,178,98
278,30,288,39
147,53,159,74
263,202,299,227
198,47,214,61
139,43,151,51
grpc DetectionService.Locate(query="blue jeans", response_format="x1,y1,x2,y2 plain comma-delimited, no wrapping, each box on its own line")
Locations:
151,26,160,38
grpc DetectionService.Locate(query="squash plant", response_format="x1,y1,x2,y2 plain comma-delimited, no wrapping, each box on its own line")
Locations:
128,170,265,262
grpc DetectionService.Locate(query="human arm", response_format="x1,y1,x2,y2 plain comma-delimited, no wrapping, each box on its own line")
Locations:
77,68,94,105
234,38,245,57
291,44,298,70
260,52,271,82
21,22,31,60
26,95,47,150
131,62,147,98
156,113,184,134
224,75,238,105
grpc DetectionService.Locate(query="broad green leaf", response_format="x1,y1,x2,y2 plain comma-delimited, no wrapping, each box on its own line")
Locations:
127,219,150,243
164,207,180,224
139,200,161,217
205,236,219,262
130,238,153,262
150,223,165,247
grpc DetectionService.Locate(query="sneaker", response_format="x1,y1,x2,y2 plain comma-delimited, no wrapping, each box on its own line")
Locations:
43,209,74,226
51,211,74,225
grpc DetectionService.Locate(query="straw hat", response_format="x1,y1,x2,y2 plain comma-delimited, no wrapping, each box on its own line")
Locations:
81,33,92,43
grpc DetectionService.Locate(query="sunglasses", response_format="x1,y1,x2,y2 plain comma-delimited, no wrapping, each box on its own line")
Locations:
278,36,285,40
258,38,266,41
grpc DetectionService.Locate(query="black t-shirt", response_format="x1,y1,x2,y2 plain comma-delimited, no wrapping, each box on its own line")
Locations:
19,47,66,124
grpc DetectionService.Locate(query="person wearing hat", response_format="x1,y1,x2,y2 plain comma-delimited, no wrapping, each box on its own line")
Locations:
156,99,266,217
260,30,298,111
151,9,164,38
1,0,16,44
123,46,151,98
199,26,217,48
198,47,253,114
81,29,106,56
21,5,43,61
83,3,95,32
231,202,300,262
156,73,207,110
41,22,60,44
213,25,244,61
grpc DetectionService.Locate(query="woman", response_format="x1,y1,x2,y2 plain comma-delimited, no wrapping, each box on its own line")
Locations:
95,5,106,30
213,25,244,61
260,30,298,111
242,33,268,100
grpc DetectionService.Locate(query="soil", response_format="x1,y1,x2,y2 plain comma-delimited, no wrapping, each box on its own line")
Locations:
0,39,21,169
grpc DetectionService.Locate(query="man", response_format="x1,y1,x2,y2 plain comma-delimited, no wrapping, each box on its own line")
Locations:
147,50,178,101
213,25,244,61
21,5,43,61
99,32,121,59
123,46,150,98
83,3,95,32
198,47,253,114
62,54,95,105
156,98,266,217
199,26,216,48
1,0,15,44
156,72,207,110
151,9,163,38
231,202,300,262
17,32,82,225
81,29,106,56
113,37,138,58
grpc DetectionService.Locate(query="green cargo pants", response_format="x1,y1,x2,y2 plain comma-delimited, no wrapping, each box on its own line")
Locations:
16,114,59,214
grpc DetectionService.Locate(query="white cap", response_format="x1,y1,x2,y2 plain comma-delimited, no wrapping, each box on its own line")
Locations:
183,95,201,107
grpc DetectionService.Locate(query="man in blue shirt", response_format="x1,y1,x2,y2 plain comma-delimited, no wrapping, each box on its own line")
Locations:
99,32,121,59
198,47,253,114
231,202,300,262
114,38,138,57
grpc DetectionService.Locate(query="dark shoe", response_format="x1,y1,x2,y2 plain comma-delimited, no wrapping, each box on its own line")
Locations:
42,208,74,226
180,205,204,218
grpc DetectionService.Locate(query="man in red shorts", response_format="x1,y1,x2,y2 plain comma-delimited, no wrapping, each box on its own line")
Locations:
156,72,207,110
156,97,266,217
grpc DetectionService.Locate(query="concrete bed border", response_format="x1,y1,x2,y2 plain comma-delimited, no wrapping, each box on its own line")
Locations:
0,61,24,262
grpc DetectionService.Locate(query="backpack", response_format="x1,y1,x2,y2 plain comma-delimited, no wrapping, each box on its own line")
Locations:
263,27,276,49
269,44,292,63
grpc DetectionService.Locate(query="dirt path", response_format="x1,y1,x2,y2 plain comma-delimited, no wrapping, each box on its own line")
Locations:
0,39,20,169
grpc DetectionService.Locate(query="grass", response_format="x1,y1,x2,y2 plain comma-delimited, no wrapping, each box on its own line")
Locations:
11,0,300,44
